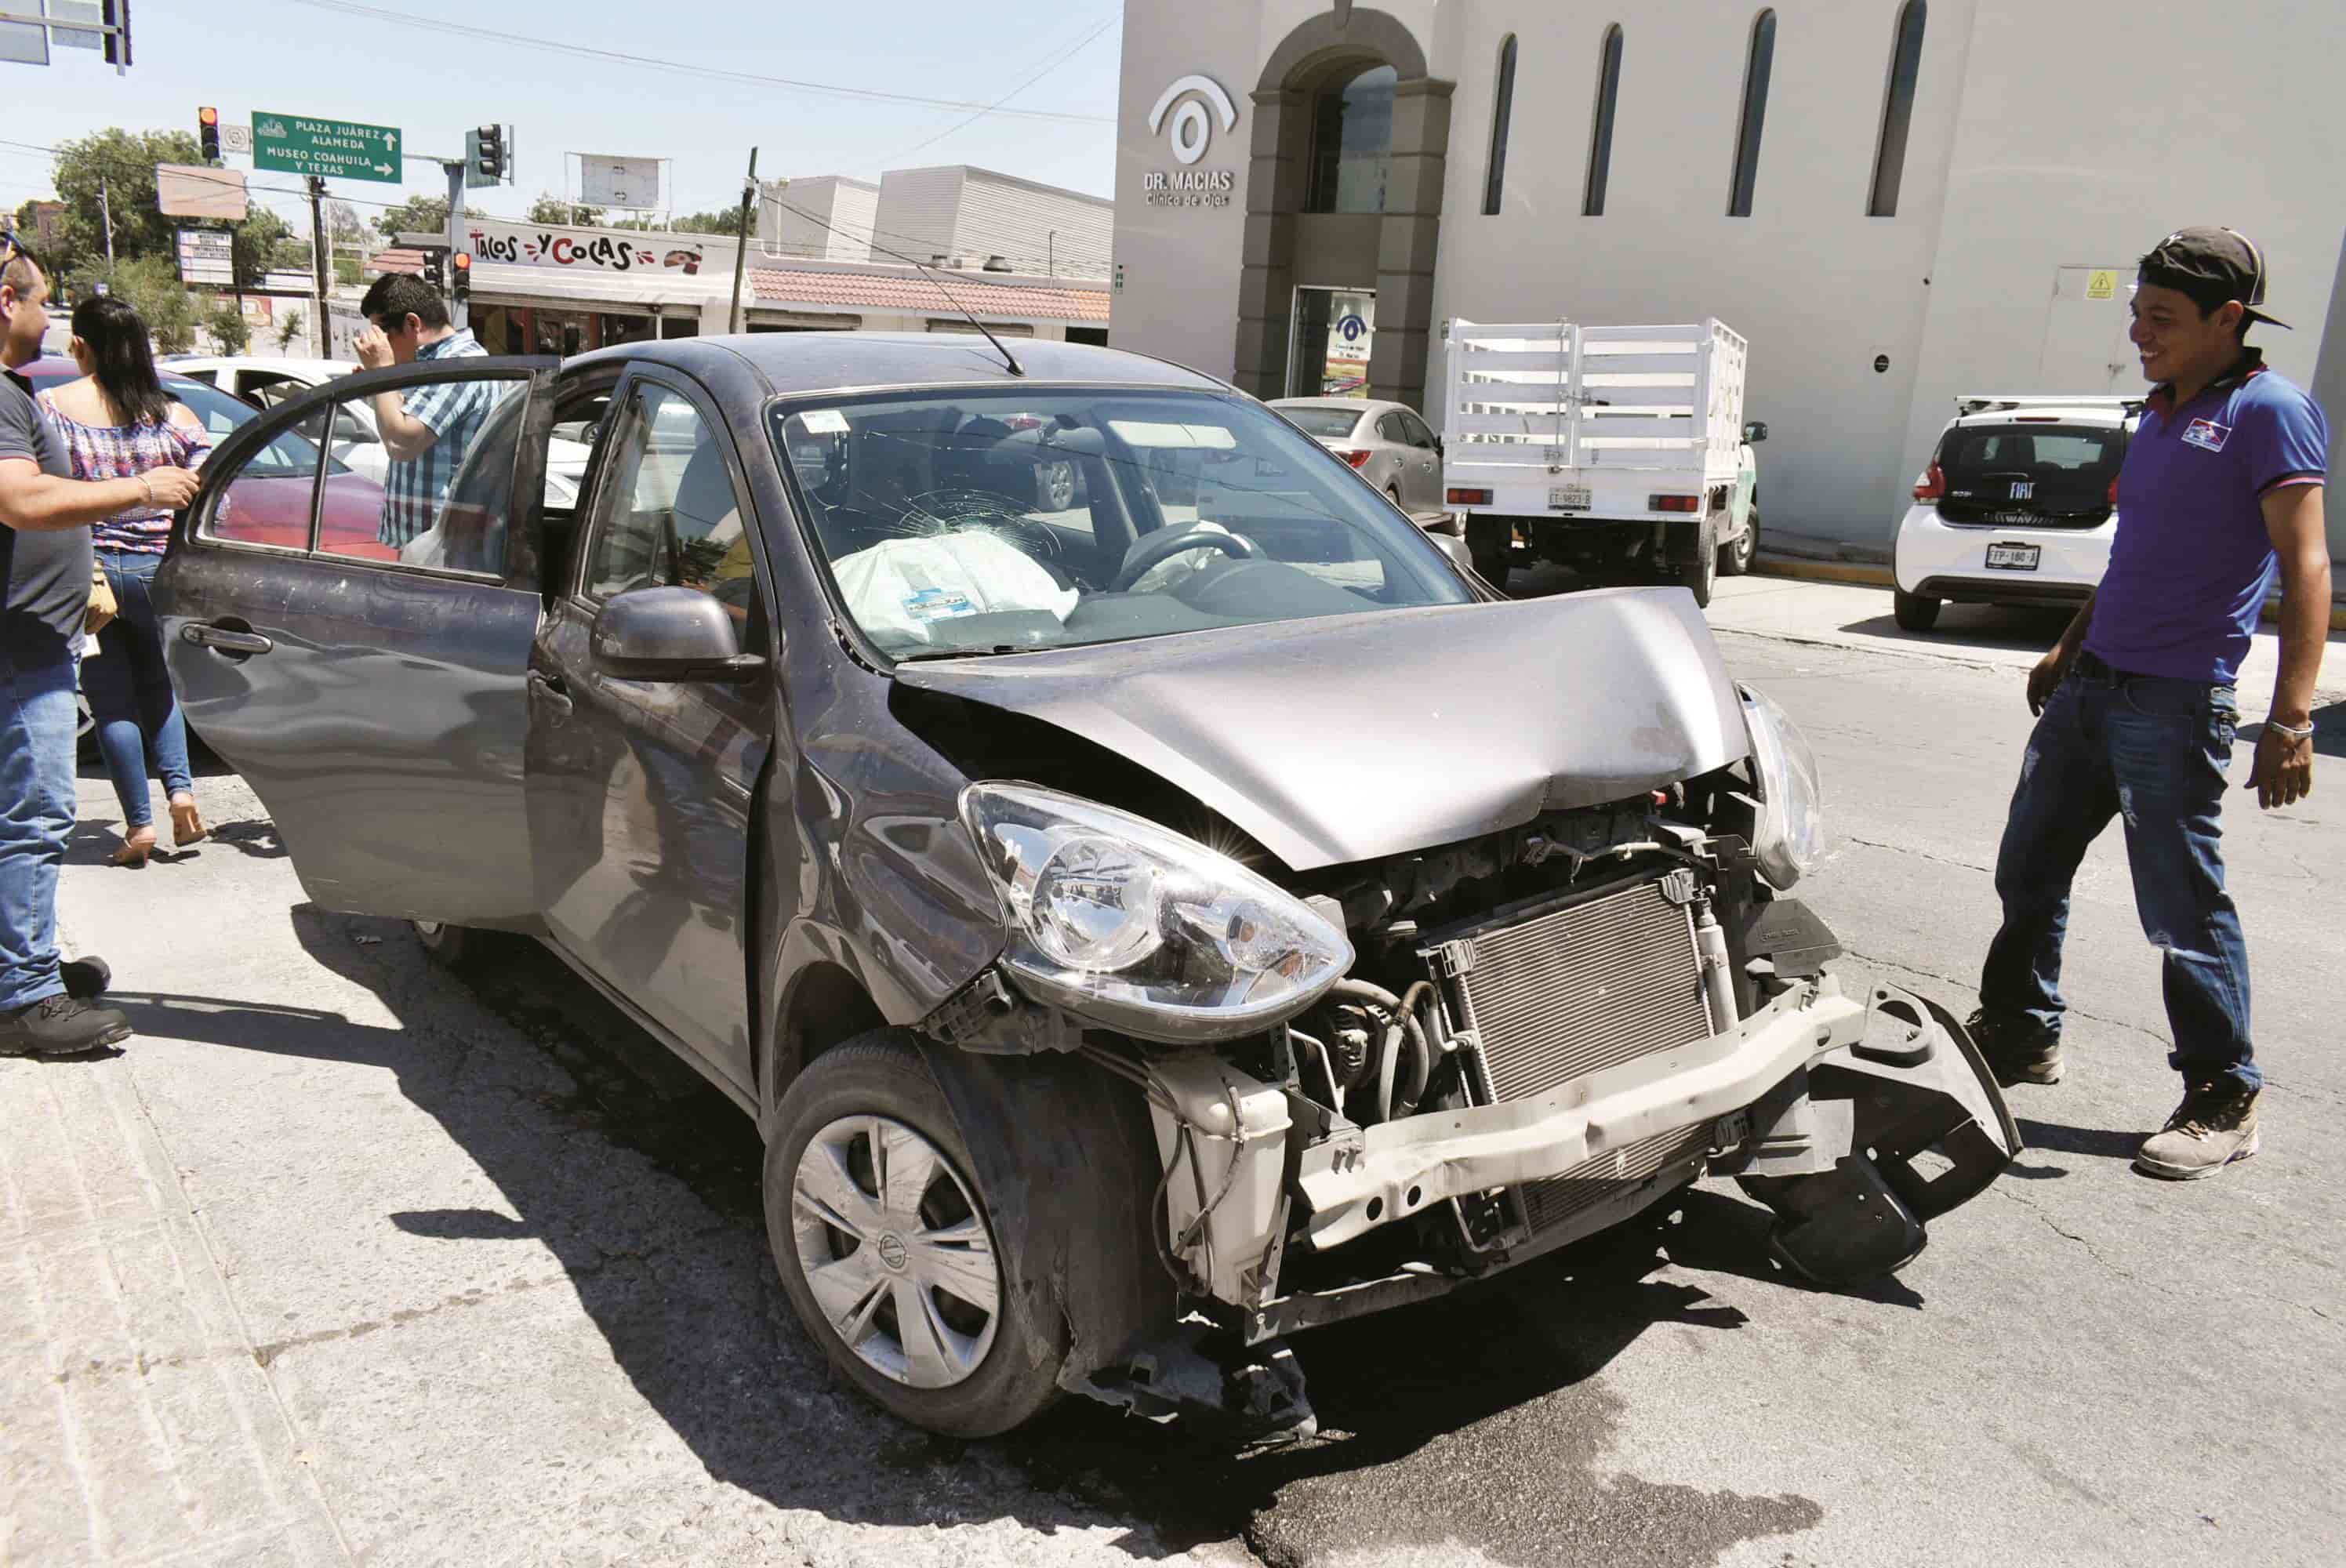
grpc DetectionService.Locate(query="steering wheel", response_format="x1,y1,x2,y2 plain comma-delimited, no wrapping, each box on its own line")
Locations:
1111,525,1257,592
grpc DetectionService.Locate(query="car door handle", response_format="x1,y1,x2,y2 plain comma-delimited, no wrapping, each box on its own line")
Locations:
528,668,573,722
181,622,273,656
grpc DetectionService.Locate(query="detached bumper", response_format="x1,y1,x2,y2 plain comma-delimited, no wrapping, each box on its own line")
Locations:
1295,975,2017,1265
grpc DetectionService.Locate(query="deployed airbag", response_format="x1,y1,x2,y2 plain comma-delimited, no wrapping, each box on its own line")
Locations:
833,529,1077,647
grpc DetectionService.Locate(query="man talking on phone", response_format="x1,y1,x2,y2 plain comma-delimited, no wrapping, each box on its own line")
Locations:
1968,227,2329,1181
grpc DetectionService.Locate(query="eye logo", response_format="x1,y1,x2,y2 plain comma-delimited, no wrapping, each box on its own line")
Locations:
1149,75,1239,166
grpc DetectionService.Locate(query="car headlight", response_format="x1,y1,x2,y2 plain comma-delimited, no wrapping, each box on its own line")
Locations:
1738,684,1828,888
961,782,1354,1043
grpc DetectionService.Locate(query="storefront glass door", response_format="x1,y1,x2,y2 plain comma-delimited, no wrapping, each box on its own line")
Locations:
1288,286,1375,399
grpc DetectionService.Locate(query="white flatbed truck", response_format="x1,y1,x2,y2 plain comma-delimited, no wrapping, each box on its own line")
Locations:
1440,318,1763,604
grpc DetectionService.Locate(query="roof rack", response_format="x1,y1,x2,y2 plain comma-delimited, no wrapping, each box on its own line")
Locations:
1956,394,2146,416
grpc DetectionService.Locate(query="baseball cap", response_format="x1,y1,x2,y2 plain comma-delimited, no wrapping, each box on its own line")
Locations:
2138,227,2289,329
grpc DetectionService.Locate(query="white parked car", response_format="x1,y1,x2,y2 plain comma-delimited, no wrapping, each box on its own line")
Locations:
1269,397,1447,517
168,355,593,505
1893,395,2139,632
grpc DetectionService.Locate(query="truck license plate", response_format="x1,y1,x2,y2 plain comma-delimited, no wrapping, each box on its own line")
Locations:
1985,543,2041,571
1549,485,1592,510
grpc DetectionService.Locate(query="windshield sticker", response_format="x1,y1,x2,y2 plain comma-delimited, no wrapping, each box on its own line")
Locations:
1106,419,1238,449
903,586,979,623
799,408,850,434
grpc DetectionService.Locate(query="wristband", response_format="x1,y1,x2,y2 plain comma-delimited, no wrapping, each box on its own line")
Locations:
2267,719,2315,740
137,474,154,507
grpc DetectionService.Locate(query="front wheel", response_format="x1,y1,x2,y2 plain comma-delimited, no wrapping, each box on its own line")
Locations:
1893,589,1942,632
766,1031,1064,1437
1719,507,1759,576
412,919,485,969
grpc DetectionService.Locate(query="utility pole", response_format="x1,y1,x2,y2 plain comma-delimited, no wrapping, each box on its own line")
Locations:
307,176,329,357
97,176,115,278
726,147,758,336
443,160,467,331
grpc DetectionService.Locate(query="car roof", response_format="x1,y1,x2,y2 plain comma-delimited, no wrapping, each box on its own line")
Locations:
1271,397,1386,413
1947,405,2137,430
16,355,213,390
166,356,357,377
565,332,1228,400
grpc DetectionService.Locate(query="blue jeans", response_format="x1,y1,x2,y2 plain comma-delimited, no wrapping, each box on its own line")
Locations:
0,636,78,1013
84,549,194,830
1978,654,2256,1091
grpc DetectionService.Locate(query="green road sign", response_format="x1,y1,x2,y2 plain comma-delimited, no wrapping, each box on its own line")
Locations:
252,112,403,183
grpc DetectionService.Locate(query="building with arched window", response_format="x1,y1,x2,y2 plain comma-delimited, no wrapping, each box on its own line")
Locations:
1113,1,2346,554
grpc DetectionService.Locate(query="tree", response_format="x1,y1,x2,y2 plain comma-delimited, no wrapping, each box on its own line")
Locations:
526,193,600,227
69,255,198,354
274,309,306,352
48,128,205,275
205,301,251,355
370,194,484,241
610,208,739,234
231,208,310,288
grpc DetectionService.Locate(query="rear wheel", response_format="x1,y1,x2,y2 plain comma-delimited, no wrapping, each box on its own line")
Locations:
766,1030,1064,1437
1673,522,1719,608
1465,517,1513,593
1893,589,1942,632
412,920,483,968
1034,459,1077,513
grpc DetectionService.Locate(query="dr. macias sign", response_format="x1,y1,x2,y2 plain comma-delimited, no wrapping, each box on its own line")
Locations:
1144,74,1238,209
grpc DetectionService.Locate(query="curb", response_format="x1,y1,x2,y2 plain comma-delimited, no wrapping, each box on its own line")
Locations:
1752,555,1894,588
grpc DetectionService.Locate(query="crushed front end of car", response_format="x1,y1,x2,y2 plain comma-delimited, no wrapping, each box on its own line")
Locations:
904,588,2017,1439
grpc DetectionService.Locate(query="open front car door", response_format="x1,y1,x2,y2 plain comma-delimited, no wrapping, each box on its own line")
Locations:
154,354,561,925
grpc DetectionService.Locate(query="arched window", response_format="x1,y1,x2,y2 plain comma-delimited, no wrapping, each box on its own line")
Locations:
1582,24,1624,217
1483,34,1519,216
1305,63,1396,214
1868,1,1928,216
1727,9,1776,217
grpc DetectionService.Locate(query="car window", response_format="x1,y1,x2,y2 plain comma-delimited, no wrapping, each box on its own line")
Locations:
170,379,342,481
176,368,217,386
1399,411,1436,448
771,387,1470,660
1944,425,2124,477
583,381,758,635
1375,412,1406,444
1280,405,1363,440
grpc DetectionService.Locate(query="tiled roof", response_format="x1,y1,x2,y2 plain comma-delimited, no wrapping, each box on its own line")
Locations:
747,266,1109,324
364,248,427,276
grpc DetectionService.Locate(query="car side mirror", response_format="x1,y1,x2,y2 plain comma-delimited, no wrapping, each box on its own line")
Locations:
1433,434,1445,455
1743,421,1769,443
590,587,764,682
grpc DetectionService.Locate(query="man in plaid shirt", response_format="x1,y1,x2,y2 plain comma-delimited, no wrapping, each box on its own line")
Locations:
352,274,492,548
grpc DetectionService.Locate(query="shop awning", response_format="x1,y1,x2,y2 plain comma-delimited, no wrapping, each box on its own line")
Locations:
469,263,736,310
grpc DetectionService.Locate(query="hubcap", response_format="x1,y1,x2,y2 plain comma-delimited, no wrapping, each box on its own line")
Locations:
790,1116,1000,1390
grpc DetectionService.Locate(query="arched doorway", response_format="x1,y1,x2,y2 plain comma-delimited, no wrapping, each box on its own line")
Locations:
1234,7,1452,411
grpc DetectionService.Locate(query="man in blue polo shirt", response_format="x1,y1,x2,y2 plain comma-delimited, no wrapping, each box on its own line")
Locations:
1970,227,2330,1181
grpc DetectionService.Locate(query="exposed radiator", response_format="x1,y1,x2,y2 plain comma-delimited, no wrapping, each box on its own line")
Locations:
1433,874,1713,1105
1519,1121,1713,1232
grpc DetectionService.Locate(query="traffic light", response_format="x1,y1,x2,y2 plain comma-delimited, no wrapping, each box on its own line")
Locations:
103,0,132,68
474,124,504,183
419,249,445,292
449,250,471,303
198,106,220,163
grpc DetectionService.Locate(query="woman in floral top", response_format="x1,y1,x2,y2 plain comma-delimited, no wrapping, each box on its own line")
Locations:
38,296,211,865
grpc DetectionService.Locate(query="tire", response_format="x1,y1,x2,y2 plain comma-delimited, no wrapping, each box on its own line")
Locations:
1720,506,1758,576
1385,485,1404,513
765,1030,1063,1438
411,919,484,968
1034,459,1077,513
1893,589,1942,632
1673,523,1718,609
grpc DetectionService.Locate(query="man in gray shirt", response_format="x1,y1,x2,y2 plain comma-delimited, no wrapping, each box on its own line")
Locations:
0,245,199,1056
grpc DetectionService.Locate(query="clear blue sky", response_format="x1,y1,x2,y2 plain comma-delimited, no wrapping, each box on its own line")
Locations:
0,0,1121,234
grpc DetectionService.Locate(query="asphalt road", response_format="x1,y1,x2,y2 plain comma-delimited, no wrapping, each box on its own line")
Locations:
11,577,2343,1566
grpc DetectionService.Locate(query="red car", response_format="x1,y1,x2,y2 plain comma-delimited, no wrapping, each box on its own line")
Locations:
17,356,391,559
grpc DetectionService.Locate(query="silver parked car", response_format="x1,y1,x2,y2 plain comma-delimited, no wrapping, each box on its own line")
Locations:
154,335,2014,1443
1270,397,1446,516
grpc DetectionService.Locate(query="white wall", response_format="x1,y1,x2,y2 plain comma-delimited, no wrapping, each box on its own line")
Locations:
1110,0,2346,552
958,170,1112,278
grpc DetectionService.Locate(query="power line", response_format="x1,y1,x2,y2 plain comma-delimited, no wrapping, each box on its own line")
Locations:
278,0,1115,124
866,15,1119,171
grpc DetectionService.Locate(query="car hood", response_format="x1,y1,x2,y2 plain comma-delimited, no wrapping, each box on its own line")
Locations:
893,588,1751,871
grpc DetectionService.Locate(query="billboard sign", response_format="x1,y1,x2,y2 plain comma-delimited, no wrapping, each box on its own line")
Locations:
579,155,661,211
176,228,234,287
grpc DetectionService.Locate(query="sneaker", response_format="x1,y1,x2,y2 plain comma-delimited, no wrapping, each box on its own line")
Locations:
0,993,133,1058
61,954,111,1000
2134,1080,2260,1180
1965,1008,2064,1087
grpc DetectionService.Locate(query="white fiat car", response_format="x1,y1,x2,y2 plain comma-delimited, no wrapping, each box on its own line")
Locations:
1891,396,2139,632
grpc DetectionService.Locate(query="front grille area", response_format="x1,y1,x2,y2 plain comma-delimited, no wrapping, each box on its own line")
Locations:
1519,1121,1713,1232
1447,877,1712,1104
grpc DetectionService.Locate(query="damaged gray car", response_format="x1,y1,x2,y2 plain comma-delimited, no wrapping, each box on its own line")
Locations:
154,335,2017,1441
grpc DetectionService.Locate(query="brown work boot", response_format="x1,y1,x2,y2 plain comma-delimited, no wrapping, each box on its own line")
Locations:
1966,1008,2063,1087
2134,1080,2260,1181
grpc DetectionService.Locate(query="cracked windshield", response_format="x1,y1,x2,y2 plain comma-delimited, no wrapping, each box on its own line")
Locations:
771,389,1469,658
